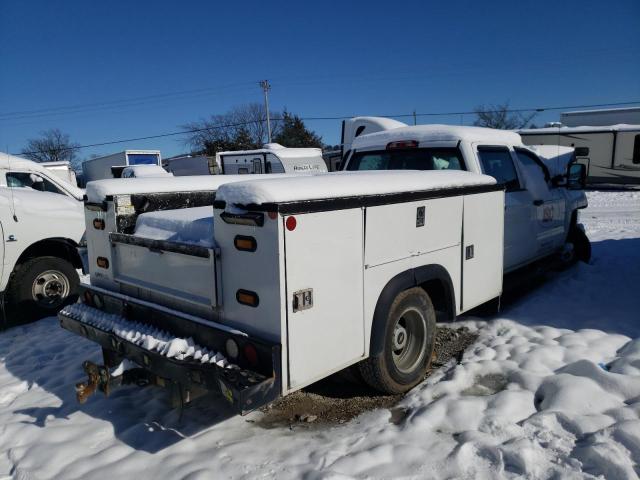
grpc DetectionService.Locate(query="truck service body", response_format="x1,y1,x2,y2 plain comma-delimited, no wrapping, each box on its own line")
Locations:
59,122,589,413
82,150,162,184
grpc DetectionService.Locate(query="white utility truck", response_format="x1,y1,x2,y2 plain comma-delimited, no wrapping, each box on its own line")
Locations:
518,124,640,185
216,143,328,174
341,118,591,271
58,122,589,414
0,153,86,319
82,150,162,183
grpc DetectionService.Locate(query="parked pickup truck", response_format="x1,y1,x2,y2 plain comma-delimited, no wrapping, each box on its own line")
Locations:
58,123,589,414
340,118,591,271
60,169,507,413
0,153,86,320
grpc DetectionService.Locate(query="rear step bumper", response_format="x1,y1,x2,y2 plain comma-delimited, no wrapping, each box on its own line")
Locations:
59,289,282,415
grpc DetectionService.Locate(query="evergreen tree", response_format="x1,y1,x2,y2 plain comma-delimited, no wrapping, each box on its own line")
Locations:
273,112,323,148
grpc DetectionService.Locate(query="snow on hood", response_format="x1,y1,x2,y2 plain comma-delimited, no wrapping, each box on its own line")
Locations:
216,170,497,210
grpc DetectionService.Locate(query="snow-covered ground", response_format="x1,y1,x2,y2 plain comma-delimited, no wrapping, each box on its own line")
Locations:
1,190,639,480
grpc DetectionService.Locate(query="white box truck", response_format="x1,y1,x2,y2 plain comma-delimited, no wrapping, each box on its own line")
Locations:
82,150,162,183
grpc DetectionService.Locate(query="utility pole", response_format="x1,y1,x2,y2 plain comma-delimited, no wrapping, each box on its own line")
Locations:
259,80,272,143
413,110,417,125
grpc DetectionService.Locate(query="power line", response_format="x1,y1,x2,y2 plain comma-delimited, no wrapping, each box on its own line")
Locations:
14,100,640,156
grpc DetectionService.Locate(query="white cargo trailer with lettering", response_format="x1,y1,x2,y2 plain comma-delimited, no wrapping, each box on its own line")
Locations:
60,170,505,413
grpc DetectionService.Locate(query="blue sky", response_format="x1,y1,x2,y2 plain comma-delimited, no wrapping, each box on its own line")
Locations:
1,0,639,158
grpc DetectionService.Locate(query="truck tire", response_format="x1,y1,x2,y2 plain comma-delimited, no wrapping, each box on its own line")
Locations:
359,287,436,394
568,226,591,263
6,256,79,320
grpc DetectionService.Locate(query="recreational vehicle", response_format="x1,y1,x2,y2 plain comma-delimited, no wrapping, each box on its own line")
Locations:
519,125,640,185
216,143,327,175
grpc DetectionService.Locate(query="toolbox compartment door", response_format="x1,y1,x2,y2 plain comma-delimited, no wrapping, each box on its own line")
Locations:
284,208,365,390
461,191,504,311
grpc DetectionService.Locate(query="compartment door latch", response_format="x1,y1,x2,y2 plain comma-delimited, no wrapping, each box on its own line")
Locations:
292,288,313,312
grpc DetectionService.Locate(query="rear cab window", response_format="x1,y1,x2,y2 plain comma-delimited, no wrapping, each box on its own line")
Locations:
345,147,466,172
477,146,521,192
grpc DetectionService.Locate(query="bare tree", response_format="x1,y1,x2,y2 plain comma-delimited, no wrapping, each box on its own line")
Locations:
21,128,80,163
474,102,537,129
182,103,282,155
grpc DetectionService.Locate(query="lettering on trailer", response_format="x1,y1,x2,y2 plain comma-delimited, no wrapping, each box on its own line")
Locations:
292,164,322,171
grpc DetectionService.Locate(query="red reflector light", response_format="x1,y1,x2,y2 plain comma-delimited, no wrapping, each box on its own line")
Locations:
243,343,258,367
236,289,259,307
97,257,109,269
386,140,419,150
267,211,278,220
285,216,297,231
93,218,105,230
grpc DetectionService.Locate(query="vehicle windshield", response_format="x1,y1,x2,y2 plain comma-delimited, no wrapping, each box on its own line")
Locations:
346,148,465,171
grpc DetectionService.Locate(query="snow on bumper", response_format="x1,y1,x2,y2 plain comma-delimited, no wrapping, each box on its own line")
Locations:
59,300,282,414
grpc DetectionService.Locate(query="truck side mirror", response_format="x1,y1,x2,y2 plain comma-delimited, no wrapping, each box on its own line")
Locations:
567,163,587,190
574,147,589,157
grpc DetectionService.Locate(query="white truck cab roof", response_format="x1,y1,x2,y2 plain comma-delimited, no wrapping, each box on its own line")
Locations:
0,152,84,200
351,124,523,151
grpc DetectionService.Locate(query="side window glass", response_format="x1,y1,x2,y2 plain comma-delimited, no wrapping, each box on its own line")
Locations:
477,148,521,192
6,172,65,195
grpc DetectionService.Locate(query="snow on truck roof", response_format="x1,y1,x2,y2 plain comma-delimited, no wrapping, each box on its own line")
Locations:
216,170,497,209
217,143,323,159
84,173,303,203
351,124,523,150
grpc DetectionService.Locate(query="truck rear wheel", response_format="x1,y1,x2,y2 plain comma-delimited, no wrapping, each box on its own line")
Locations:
6,256,79,320
360,287,436,394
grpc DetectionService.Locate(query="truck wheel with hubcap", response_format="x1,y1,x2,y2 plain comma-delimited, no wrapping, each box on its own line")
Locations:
360,287,436,394
6,256,79,319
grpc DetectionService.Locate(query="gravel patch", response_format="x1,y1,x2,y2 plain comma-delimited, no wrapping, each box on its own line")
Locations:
255,326,478,428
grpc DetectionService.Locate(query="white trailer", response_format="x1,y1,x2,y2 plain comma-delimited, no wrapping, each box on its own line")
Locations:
40,161,78,186
216,143,327,175
82,150,162,183
519,125,640,185
560,107,640,127
162,155,215,176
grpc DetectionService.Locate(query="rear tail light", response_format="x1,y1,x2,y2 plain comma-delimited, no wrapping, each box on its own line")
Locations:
93,218,105,230
236,289,259,307
234,235,257,252
386,140,419,149
97,257,109,269
243,343,258,367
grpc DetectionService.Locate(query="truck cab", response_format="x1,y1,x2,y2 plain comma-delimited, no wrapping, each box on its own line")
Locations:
341,119,590,273
0,153,85,320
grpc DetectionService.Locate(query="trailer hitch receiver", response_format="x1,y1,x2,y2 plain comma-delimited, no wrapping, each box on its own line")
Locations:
76,361,111,403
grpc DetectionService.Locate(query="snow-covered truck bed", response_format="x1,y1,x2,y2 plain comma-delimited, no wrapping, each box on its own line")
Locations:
61,170,505,414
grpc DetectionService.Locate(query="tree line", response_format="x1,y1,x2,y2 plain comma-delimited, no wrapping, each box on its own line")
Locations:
19,102,535,166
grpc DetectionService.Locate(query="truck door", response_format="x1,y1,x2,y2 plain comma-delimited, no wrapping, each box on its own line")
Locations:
514,149,566,254
284,209,365,390
476,145,536,272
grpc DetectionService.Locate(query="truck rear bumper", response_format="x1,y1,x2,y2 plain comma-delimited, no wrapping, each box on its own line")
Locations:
59,287,282,415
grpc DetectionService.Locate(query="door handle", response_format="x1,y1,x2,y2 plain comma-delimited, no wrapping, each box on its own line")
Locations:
6,235,17,242
533,200,544,206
